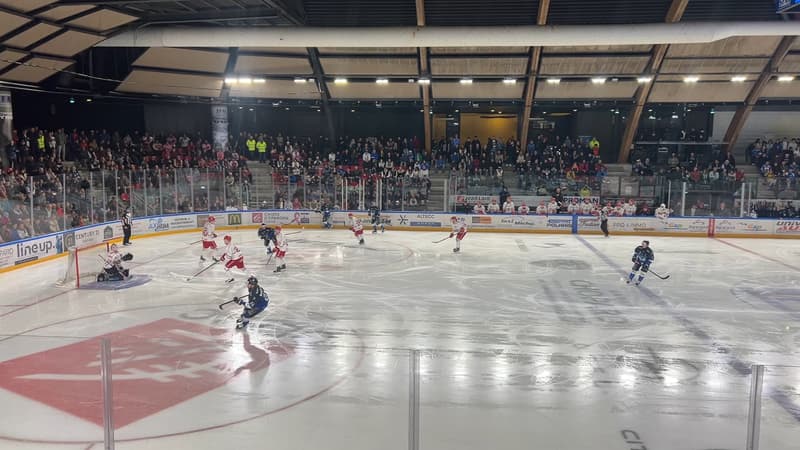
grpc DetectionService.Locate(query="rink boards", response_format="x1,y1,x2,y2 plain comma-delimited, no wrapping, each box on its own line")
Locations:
0,210,798,272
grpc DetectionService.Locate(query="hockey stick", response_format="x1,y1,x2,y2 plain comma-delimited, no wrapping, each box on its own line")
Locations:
649,270,670,280
218,296,244,310
285,230,301,236
432,235,452,244
186,260,219,281
188,240,202,245
265,252,274,266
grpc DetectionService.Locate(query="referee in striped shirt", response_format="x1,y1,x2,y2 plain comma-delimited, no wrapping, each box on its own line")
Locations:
122,209,132,245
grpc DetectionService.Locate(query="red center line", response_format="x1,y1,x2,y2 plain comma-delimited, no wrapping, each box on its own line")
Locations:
714,238,800,272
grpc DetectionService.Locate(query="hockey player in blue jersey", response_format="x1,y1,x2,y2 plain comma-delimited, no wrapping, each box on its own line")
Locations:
368,205,384,234
257,223,277,254
235,276,269,330
320,202,333,229
628,240,655,286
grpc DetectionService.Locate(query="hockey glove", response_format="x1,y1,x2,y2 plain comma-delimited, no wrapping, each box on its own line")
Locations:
121,253,134,261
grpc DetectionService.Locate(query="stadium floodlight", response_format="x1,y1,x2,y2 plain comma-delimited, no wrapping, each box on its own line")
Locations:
591,77,606,84
731,76,747,82
683,76,700,83
334,78,348,84
777,75,794,82
460,78,473,84
503,78,517,84
637,76,653,83
546,78,561,84
376,78,389,84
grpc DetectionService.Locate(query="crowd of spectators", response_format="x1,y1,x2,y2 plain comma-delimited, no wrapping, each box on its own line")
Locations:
749,200,798,218
230,132,434,209
436,134,607,193
748,138,799,195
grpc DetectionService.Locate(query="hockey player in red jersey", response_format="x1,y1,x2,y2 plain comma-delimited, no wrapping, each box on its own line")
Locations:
449,216,468,253
215,235,245,283
348,213,365,245
273,225,288,273
200,215,218,262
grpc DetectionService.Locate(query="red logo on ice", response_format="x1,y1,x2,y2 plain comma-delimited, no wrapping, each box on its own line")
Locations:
0,318,291,429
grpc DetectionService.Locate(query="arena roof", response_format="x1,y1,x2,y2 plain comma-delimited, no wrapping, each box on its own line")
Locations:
0,0,796,106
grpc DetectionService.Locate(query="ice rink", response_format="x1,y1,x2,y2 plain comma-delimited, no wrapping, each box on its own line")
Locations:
0,227,799,450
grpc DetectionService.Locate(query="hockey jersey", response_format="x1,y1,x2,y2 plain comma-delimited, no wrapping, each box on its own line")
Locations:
202,223,216,242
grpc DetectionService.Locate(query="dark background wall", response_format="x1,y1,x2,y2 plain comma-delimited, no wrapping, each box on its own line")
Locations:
12,90,145,132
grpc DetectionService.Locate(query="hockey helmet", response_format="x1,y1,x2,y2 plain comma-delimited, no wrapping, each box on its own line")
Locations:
223,235,232,243
348,212,354,217
208,216,216,223
660,204,666,208
642,240,650,246
275,225,282,232
247,275,258,286
450,216,457,222
110,243,119,252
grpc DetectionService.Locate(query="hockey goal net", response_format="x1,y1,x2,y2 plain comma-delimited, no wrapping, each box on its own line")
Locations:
56,242,110,288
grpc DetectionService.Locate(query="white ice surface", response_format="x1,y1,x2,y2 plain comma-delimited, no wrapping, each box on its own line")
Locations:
0,229,798,450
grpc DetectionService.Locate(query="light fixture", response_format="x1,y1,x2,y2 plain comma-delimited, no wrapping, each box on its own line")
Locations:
238,77,252,84
285,107,290,111
224,77,237,84
637,76,653,83
572,109,577,112
490,108,496,112
254,78,266,84
294,77,307,83
453,122,459,126
351,109,356,112
308,78,315,83
546,78,561,84
69,97,75,104
418,78,431,84
683,76,700,83
86,98,92,103
591,77,606,84
334,78,348,84
731,76,747,83
648,115,656,120
408,78,416,83
460,78,473,84
249,108,254,111
376,78,389,84
503,78,517,84
671,114,679,119
778,75,794,82
497,111,502,114
454,109,460,113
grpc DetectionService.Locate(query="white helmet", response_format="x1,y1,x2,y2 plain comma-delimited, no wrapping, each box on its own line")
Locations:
660,203,666,208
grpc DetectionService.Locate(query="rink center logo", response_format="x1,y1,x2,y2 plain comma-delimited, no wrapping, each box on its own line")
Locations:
0,319,294,430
